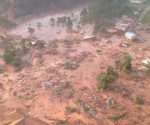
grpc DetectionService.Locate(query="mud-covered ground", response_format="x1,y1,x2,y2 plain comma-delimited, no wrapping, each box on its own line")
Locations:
0,23,150,124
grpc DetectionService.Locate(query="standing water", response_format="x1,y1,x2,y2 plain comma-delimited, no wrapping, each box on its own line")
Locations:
10,10,81,41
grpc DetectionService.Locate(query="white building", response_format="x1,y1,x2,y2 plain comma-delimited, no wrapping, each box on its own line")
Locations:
129,0,146,3
125,32,137,40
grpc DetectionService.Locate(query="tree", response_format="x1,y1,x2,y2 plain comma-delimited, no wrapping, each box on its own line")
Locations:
88,0,133,24
80,8,89,24
3,46,16,64
50,18,55,26
93,23,106,35
97,66,118,90
28,27,35,35
3,45,21,67
66,17,73,32
115,55,132,74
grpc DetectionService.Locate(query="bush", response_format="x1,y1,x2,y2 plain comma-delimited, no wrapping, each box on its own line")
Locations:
3,46,16,64
115,55,132,74
98,74,110,90
37,40,45,49
28,27,35,35
66,106,76,113
133,95,144,105
12,57,21,67
97,66,117,90
3,46,21,67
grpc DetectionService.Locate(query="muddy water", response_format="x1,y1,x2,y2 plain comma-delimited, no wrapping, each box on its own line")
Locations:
10,10,81,41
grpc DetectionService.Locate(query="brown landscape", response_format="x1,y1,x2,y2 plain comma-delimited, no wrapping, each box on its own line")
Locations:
0,0,150,125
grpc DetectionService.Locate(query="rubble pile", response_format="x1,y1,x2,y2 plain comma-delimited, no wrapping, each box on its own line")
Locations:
61,52,93,70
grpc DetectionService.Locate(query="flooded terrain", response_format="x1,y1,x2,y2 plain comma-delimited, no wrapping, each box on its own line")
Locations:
10,10,81,41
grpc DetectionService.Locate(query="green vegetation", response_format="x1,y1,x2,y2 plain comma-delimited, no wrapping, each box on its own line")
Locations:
62,82,72,89
77,99,85,107
28,27,35,35
57,16,67,26
89,0,133,21
93,21,114,35
108,114,124,121
12,57,21,67
76,99,95,116
97,66,118,90
3,45,21,67
66,17,73,32
66,106,76,113
77,100,89,112
142,10,150,24
115,55,132,74
81,0,134,34
80,8,89,24
50,18,55,26
56,120,69,125
133,95,144,105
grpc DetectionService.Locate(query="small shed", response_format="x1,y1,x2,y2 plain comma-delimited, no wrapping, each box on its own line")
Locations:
125,32,137,40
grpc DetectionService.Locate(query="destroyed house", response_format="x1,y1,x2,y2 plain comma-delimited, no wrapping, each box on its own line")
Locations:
115,19,133,31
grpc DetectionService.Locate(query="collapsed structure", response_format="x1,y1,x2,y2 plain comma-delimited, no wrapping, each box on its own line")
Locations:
115,16,134,31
